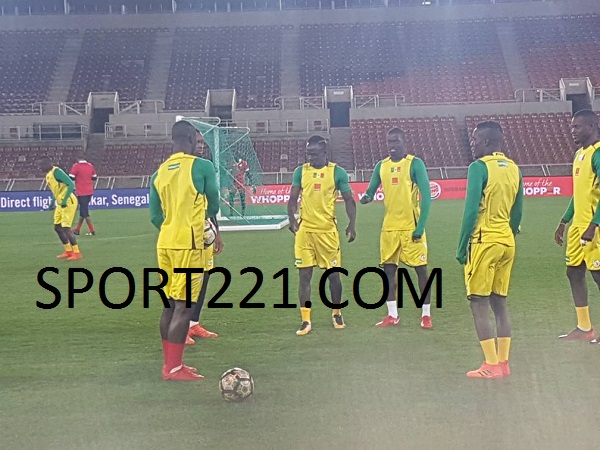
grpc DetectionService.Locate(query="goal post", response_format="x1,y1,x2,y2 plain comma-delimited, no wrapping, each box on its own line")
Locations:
176,116,289,231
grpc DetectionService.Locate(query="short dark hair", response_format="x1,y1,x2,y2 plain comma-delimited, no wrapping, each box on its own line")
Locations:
475,121,503,134
573,109,599,125
172,120,196,142
307,135,327,146
387,127,405,139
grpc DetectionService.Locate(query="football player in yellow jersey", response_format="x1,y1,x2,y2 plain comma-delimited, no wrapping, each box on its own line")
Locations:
555,110,600,343
457,122,523,379
287,135,357,336
149,120,220,381
187,133,222,344
38,156,82,261
361,128,433,329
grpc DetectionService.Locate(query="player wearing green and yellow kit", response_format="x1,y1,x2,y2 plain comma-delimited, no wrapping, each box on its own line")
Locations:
457,122,523,379
554,110,600,343
187,131,221,345
149,120,219,381
360,128,433,329
38,156,82,260
287,135,357,336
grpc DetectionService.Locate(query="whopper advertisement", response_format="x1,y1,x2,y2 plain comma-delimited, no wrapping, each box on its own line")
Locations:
246,176,572,205
0,176,572,212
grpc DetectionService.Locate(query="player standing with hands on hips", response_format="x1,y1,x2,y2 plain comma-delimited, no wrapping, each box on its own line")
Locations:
360,128,433,329
555,110,600,343
287,136,356,336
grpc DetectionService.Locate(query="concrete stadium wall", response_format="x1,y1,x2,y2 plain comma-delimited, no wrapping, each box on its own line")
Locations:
0,0,598,30
0,116,89,127
349,101,573,121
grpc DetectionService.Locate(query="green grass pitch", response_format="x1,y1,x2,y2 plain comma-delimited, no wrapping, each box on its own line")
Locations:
1,197,599,449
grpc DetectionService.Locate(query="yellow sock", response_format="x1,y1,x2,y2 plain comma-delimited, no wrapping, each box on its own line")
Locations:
497,337,511,362
64,244,72,252
332,309,341,316
72,244,80,254
480,338,499,365
576,306,592,331
301,307,311,323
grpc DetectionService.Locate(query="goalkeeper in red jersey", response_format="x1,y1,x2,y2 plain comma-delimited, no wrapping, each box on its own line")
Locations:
227,157,253,216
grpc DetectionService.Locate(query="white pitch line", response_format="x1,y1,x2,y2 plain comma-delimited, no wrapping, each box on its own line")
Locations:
0,233,155,249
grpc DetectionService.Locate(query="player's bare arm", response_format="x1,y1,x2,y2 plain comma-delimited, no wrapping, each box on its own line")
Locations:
287,185,301,234
342,190,356,242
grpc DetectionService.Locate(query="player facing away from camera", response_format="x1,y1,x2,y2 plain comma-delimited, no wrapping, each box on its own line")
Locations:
361,128,433,329
38,156,82,261
149,120,219,381
185,131,221,344
185,218,223,345
287,135,357,336
555,110,600,343
456,121,523,379
69,154,97,236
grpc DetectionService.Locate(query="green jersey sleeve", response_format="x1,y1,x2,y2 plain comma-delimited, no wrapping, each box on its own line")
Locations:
364,161,382,200
456,161,488,263
592,149,600,225
149,172,164,230
410,158,431,237
509,170,524,235
192,158,220,218
54,168,75,206
292,166,303,187
334,165,352,193
561,197,574,223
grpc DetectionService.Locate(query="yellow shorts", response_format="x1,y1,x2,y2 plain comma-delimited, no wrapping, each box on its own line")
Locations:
294,228,341,269
465,242,515,298
380,230,428,267
566,226,600,270
157,248,205,302
53,197,78,228
205,244,215,270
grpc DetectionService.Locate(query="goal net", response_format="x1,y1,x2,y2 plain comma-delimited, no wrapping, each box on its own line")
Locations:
176,116,289,231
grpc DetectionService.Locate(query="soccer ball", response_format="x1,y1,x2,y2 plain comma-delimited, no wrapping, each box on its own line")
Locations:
204,219,217,248
219,368,254,402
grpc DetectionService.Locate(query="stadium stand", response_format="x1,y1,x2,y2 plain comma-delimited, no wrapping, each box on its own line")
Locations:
299,20,513,104
252,139,306,172
351,117,469,169
101,143,171,176
0,30,69,114
0,145,81,179
515,15,600,89
465,113,575,165
299,23,407,98
67,29,158,103
165,26,283,110
0,0,563,16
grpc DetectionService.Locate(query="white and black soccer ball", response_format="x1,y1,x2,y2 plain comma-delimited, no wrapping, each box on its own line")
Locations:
219,368,254,402
204,219,217,248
